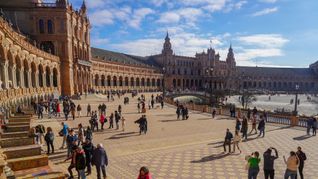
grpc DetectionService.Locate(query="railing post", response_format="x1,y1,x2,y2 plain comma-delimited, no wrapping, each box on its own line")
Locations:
290,116,299,126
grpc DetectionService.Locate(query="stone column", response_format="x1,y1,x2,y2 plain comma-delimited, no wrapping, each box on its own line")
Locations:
19,67,25,88
42,72,46,88
11,65,17,88
35,71,39,88
27,70,32,88
50,73,54,87
0,62,9,89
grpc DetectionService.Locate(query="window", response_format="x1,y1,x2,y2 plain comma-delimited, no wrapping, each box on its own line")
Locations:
39,19,45,34
48,20,54,34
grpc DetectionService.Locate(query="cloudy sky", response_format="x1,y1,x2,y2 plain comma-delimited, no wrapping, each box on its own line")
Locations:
69,0,318,67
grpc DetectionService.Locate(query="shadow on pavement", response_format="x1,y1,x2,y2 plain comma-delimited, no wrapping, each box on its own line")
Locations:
159,119,184,122
293,135,313,141
191,153,230,163
197,118,211,120
107,132,139,140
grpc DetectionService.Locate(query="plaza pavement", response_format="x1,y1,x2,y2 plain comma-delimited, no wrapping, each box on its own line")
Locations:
33,93,318,179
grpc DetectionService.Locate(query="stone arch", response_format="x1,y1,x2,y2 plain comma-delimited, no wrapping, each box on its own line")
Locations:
136,77,140,87
16,55,23,87
113,76,117,86
7,51,15,88
107,75,111,86
45,66,51,87
173,79,177,88
101,74,105,86
119,76,123,86
157,79,161,87
31,62,37,88
152,78,155,87
53,68,58,87
38,64,44,87
146,78,150,87
23,59,29,88
124,77,129,86
94,74,99,86
130,77,134,87
141,78,145,87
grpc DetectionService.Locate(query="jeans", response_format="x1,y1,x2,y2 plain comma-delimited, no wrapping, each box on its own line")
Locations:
223,140,231,152
248,167,259,179
259,127,265,137
242,130,248,140
96,165,106,179
284,169,297,179
46,140,54,154
296,164,304,179
61,135,67,148
77,169,86,179
264,169,275,179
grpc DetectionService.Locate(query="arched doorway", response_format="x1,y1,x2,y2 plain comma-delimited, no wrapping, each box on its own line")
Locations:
38,64,44,87
53,68,58,87
45,66,50,87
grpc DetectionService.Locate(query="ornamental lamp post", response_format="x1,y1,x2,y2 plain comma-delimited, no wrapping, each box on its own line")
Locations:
205,67,214,106
293,84,299,116
162,67,166,100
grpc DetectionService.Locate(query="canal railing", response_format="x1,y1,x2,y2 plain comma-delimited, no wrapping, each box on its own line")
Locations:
165,98,310,127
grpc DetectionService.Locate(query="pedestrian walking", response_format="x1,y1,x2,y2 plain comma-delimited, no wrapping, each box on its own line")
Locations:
85,126,93,141
65,146,77,179
212,108,216,118
137,103,141,113
296,147,306,179
118,105,122,115
78,123,85,145
258,116,265,137
70,102,76,120
250,116,257,134
283,151,299,179
247,151,261,179
223,129,233,153
66,129,78,157
92,144,108,179
161,100,164,109
241,116,248,141
87,104,91,116
115,111,120,130
75,146,86,179
233,130,242,153
312,117,317,136
137,166,152,179
44,127,54,154
235,117,241,132
82,139,94,175
176,107,181,120
59,122,69,149
77,104,82,117
263,147,278,179
122,117,126,131
109,113,114,129
100,113,106,130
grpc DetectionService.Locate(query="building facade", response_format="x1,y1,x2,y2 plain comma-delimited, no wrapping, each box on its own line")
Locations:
0,0,318,108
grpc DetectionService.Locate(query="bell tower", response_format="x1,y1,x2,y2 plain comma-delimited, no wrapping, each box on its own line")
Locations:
162,32,173,56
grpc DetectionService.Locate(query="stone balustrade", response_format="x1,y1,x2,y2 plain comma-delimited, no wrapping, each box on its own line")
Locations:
165,98,309,127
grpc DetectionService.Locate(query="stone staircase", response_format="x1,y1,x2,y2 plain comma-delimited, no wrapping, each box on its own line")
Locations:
0,112,65,179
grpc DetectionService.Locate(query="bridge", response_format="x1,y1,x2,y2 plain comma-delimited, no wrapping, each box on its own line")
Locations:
166,91,212,103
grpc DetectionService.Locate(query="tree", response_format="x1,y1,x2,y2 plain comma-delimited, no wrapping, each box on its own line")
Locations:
240,91,257,109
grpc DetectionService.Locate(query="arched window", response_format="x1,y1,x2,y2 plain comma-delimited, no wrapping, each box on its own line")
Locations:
48,20,54,34
39,19,45,34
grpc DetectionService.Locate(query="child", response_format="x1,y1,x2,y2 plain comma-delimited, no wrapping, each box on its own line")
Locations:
137,166,152,179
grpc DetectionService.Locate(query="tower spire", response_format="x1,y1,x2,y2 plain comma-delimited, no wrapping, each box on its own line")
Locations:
81,0,87,12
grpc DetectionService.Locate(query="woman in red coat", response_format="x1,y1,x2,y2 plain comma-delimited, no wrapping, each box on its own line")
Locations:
56,101,61,117
137,166,152,179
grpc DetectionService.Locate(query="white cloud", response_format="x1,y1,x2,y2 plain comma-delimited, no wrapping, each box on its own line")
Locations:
157,12,181,24
86,0,108,8
237,34,289,48
90,10,114,26
128,8,155,29
91,38,109,46
259,0,278,3
252,7,278,16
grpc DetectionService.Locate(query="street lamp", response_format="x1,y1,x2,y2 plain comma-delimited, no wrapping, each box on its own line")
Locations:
162,67,166,99
293,84,299,116
205,67,214,106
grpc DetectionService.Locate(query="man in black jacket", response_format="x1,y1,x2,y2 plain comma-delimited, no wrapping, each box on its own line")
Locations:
223,129,233,153
296,146,307,179
82,139,94,175
75,146,86,179
263,147,278,179
92,143,108,179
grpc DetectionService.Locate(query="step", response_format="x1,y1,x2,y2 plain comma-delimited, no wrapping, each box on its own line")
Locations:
0,137,34,148
7,154,48,171
4,125,30,132
3,144,41,159
5,122,30,126
1,131,29,138
7,118,31,123
15,164,65,179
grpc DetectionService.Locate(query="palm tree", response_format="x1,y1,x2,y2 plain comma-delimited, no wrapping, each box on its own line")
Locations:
240,91,257,109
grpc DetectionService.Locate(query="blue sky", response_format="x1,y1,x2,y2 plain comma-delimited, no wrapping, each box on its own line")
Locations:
69,0,318,67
